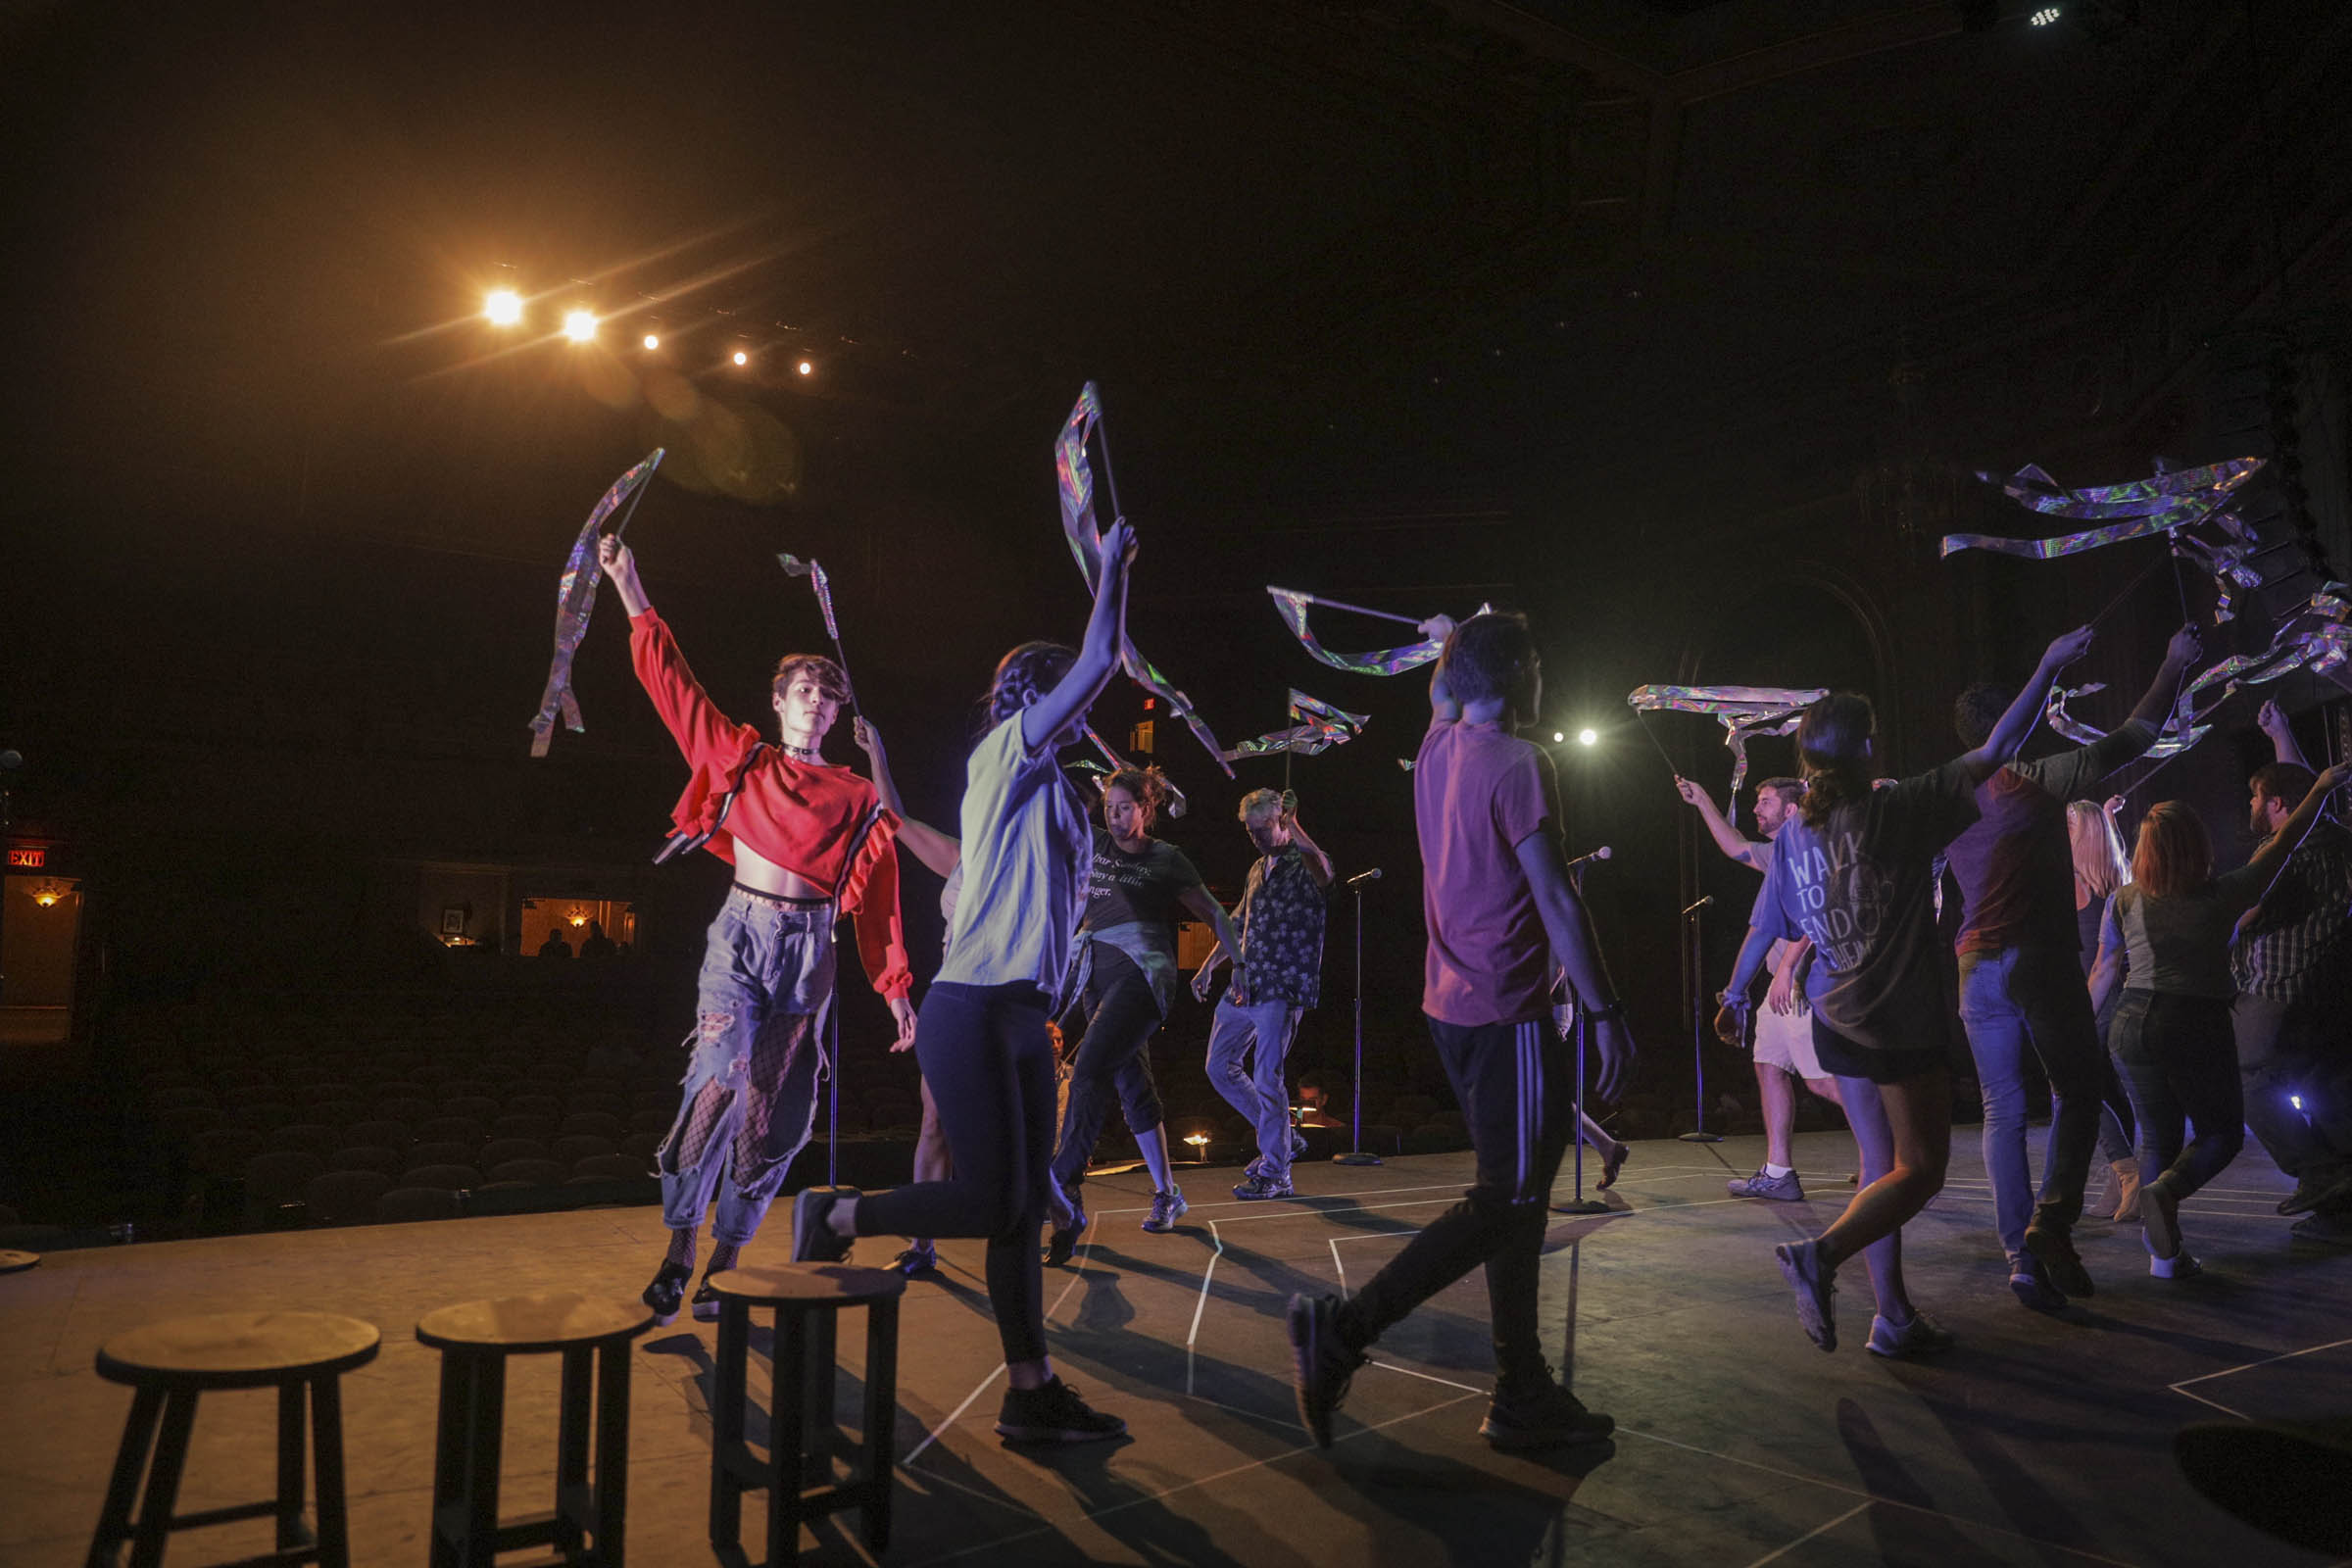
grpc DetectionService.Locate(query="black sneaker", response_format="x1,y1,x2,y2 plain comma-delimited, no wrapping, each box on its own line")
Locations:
2008,1250,2069,1313
994,1377,1127,1443
1045,1175,1087,1267
893,1243,939,1276
790,1187,856,1263
1287,1292,1366,1448
2025,1224,2092,1298
690,1274,723,1321
1480,1374,1615,1451
641,1261,691,1327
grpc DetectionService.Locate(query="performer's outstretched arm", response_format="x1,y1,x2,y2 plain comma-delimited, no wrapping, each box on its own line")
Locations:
1024,518,1135,752
854,718,961,880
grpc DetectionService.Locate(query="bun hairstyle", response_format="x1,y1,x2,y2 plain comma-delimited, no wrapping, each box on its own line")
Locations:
983,641,1079,728
1104,764,1171,830
771,653,850,707
1795,692,1876,829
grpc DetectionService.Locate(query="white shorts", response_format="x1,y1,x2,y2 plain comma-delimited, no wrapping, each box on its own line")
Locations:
1752,1003,1829,1081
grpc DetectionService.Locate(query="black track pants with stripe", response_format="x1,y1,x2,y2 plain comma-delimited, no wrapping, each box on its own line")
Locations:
1337,1014,1570,1387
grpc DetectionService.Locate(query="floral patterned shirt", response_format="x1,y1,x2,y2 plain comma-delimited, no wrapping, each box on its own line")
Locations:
1230,846,1327,1009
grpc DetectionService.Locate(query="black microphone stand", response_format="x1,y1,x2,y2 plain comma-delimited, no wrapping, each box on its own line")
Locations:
1679,895,1723,1143
1552,852,1610,1215
1334,870,1383,1166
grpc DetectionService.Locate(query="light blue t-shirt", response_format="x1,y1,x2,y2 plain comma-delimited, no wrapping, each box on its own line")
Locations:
937,716,1091,997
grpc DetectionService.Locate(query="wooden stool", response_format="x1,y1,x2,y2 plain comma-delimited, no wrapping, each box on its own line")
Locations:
415,1295,655,1568
705,1264,905,1567
89,1310,380,1568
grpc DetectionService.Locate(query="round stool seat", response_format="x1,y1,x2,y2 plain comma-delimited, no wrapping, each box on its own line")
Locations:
416,1294,654,1354
0,1249,39,1275
97,1311,380,1390
706,1263,906,1308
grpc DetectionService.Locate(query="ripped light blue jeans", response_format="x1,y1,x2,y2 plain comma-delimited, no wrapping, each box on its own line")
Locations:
655,888,835,1246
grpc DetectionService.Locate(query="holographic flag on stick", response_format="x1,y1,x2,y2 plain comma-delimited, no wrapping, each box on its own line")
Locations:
776,552,860,716
1267,587,1443,675
1221,690,1371,761
1055,382,1235,776
529,448,663,757
1626,684,1828,807
1940,458,2264,564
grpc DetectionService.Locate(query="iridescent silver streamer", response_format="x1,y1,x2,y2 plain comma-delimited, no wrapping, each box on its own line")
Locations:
529,448,663,757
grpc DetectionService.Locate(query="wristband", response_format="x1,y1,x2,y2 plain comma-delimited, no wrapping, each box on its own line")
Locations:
1585,1000,1625,1024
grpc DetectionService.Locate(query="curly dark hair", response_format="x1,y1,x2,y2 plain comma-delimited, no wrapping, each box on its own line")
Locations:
1442,612,1539,711
1796,692,1877,829
982,641,1079,728
1952,682,2011,751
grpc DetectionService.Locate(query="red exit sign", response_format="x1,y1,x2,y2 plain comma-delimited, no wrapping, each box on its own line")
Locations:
7,848,45,868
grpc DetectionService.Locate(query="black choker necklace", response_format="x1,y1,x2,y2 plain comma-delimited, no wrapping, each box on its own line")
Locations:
779,740,823,763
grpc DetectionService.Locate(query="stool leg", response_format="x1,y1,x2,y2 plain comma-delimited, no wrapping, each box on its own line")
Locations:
276,1379,309,1550
556,1346,592,1557
769,1307,808,1568
87,1384,165,1567
802,1309,837,1468
310,1373,353,1568
430,1354,471,1568
860,1298,899,1552
127,1390,198,1568
709,1302,747,1550
460,1355,505,1568
594,1340,632,1568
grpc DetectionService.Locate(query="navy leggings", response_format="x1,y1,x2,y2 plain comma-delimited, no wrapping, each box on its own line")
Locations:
856,981,1057,1364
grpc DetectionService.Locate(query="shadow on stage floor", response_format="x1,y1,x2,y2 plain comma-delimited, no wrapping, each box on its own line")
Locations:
3,1130,2347,1566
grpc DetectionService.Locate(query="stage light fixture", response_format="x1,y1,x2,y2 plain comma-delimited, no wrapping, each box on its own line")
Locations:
2031,5,2061,23
483,288,524,326
2292,1094,2305,1111
1552,730,1566,744
642,332,661,351
732,349,750,367
562,308,598,343
1578,728,1599,747
796,360,813,376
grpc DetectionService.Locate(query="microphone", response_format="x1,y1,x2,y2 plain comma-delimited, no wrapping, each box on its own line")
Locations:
1565,845,1612,869
1680,894,1714,916
1345,868,1383,889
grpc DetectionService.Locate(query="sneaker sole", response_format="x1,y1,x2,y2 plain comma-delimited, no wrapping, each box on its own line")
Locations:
1729,1187,1806,1201
1287,1297,1337,1448
1480,1415,1616,1450
1774,1243,1836,1351
993,1421,1128,1444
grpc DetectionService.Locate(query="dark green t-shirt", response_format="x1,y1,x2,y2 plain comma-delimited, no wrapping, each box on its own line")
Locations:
1083,829,1204,940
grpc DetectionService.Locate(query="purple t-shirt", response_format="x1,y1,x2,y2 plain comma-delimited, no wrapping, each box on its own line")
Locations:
1416,715,1557,1026
1944,720,2153,956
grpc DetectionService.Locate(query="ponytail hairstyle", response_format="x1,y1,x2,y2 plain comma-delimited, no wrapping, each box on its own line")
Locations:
2130,801,2213,899
981,641,1079,730
1795,692,1876,830
1104,764,1171,831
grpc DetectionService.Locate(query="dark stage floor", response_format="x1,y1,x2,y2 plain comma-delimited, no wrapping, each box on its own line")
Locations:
4,1131,2347,1566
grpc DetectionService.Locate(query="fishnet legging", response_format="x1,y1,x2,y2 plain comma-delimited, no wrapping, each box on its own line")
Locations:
666,1006,818,1181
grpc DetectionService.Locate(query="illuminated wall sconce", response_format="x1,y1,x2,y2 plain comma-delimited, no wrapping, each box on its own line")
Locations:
26,878,75,907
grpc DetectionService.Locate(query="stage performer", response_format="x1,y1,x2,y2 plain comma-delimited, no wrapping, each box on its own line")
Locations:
1046,766,1243,1259
1730,624,2093,1355
853,717,966,1276
792,519,1139,1444
597,535,917,1326
1677,774,1844,1200
1943,625,2199,1308
2236,704,2352,1242
2090,766,2347,1274
1193,788,1333,1200
2067,797,2144,1223
1289,610,1637,1452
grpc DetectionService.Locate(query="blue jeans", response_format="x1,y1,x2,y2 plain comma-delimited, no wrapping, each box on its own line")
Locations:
1957,944,2103,1264
1206,996,1303,1177
654,890,836,1246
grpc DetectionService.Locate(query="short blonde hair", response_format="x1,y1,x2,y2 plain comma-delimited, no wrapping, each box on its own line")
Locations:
1239,788,1292,822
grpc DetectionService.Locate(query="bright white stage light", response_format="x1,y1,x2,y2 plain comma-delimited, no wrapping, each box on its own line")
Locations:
1577,728,1599,747
483,288,523,326
642,333,661,351
1552,731,1566,744
562,309,598,343
2031,6,2061,24
796,360,813,376
732,349,750,367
